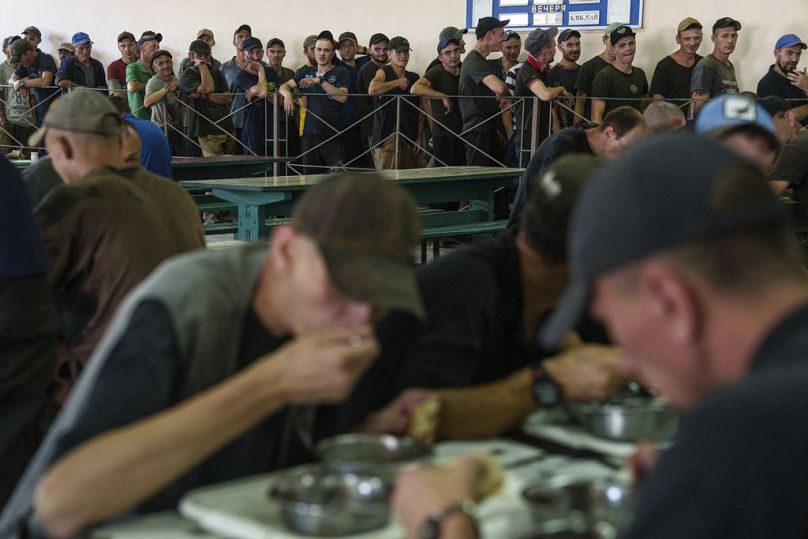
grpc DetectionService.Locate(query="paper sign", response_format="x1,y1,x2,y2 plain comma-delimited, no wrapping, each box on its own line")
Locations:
569,10,600,24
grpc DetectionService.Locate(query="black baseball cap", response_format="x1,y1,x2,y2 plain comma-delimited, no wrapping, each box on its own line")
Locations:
541,135,784,348
609,25,636,45
712,17,741,33
150,49,172,63
242,36,263,52
558,29,581,43
117,31,136,43
267,38,285,49
10,39,32,63
234,24,252,36
137,31,162,47
437,35,461,53
368,33,389,46
188,39,211,55
388,36,412,52
476,17,510,39
22,26,41,39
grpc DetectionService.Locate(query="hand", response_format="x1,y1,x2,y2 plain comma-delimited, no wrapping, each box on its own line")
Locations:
397,77,409,91
263,326,379,404
392,457,484,539
12,79,24,92
441,97,453,114
359,388,436,440
298,76,320,89
498,98,513,111
787,68,808,93
543,344,623,401
628,441,659,483
282,92,296,115
165,82,177,93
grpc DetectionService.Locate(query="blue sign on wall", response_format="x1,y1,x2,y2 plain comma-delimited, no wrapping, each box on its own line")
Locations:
466,0,643,31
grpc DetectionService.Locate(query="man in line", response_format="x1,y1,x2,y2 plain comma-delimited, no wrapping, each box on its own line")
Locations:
368,36,423,169
10,28,57,126
488,30,521,81
233,37,281,156
55,43,73,69
548,28,582,128
459,16,511,166
574,22,622,122
267,38,299,160
411,34,465,166
643,100,686,135
221,24,253,147
179,40,236,157
179,29,222,74
357,33,389,162
144,50,185,157
508,106,645,227
757,34,808,125
426,27,467,72
280,35,349,173
691,17,741,113
0,37,37,158
334,31,370,167
107,32,137,98
126,31,161,120
650,17,703,108
0,174,425,539
591,25,648,123
56,32,107,90
541,134,808,538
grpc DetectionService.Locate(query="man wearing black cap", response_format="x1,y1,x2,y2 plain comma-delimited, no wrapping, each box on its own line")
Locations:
266,38,299,161
757,34,808,126
549,28,582,128
232,37,281,156
222,24,253,144
459,16,511,166
266,38,294,83
574,22,622,122
0,36,36,157
369,36,423,169
591,25,648,123
0,174,425,539
179,29,223,75
411,34,465,166
357,33,390,160
690,17,741,113
334,32,371,167
541,134,808,538
125,31,161,120
179,39,236,156
107,31,137,98
10,28,57,126
427,27,468,72
650,17,703,105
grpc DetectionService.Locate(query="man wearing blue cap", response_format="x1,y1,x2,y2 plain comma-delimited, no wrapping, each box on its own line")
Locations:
56,32,107,90
541,133,808,538
757,33,808,126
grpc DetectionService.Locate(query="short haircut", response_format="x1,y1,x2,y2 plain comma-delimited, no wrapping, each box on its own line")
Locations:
643,101,686,135
597,106,645,137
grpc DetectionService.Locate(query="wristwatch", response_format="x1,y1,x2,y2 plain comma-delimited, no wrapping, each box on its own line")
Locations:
419,498,478,539
532,366,563,408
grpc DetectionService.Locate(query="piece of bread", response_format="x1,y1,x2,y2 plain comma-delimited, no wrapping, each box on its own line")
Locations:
470,453,503,501
407,395,440,445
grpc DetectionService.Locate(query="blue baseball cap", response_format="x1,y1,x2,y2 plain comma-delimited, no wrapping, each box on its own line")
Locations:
71,32,92,46
775,34,807,50
695,94,779,151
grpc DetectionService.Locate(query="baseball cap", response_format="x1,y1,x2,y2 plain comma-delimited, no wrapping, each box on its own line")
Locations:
476,17,510,39
712,17,741,33
242,37,263,52
10,39,33,63
291,174,425,319
440,27,468,41
604,22,625,36
71,32,92,46
303,35,318,49
521,154,606,259
368,33,389,46
677,17,702,33
3,35,20,50
558,29,581,43
28,89,122,147
58,42,74,53
609,25,636,45
197,28,215,40
541,134,784,348
388,36,412,52
338,31,358,44
503,30,521,41
267,38,285,49
437,35,460,53
138,31,162,47
117,31,136,43
525,27,558,55
188,39,212,56
695,94,779,152
22,26,41,39
234,24,252,36
150,49,172,63
775,34,807,50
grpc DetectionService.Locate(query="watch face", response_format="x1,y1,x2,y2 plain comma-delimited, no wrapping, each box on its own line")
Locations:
535,376,561,407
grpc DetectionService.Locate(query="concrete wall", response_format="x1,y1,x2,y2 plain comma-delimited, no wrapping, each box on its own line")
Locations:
4,1,808,92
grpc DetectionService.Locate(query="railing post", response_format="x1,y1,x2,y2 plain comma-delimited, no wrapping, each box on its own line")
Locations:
394,95,401,169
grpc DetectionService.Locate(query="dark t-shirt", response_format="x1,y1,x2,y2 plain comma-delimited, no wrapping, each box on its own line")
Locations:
513,61,552,148
424,64,462,137
179,65,236,137
758,65,808,126
574,54,609,120
357,61,383,140
234,67,281,154
549,64,580,126
690,54,739,97
650,54,702,101
14,50,58,123
591,64,649,114
459,50,499,132
508,125,593,228
293,65,350,136
372,65,420,144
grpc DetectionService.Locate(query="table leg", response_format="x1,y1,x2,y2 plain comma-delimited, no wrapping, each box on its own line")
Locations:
236,204,268,242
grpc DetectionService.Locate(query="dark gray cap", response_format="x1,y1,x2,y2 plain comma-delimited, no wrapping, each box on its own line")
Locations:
29,90,121,147
10,38,32,63
525,27,558,54
476,17,509,39
541,134,785,348
439,26,468,40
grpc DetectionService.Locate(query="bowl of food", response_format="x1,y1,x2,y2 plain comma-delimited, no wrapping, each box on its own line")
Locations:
315,434,432,485
567,397,678,442
268,464,390,536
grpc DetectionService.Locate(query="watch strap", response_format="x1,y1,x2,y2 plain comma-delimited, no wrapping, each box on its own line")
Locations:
418,498,478,539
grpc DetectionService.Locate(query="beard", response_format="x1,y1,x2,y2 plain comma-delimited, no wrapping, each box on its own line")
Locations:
777,58,798,74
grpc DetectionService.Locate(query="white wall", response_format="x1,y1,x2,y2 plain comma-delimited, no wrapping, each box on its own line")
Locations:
4,1,808,92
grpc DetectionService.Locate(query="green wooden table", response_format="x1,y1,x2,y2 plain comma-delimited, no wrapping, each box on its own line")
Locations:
180,166,523,242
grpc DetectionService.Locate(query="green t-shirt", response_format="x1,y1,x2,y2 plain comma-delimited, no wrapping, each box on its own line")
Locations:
126,61,153,120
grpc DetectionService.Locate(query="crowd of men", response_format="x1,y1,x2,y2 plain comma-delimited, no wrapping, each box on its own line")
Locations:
1,13,808,539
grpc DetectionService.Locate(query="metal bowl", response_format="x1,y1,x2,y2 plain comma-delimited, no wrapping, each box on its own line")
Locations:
315,434,432,485
268,464,390,536
568,397,678,442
